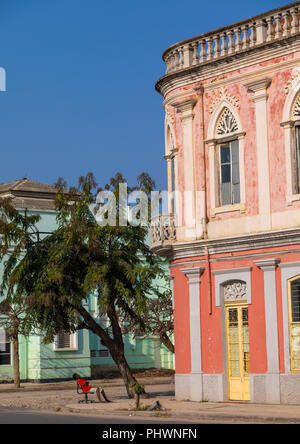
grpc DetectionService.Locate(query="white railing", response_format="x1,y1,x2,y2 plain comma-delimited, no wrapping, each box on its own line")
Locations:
150,213,177,249
163,2,300,74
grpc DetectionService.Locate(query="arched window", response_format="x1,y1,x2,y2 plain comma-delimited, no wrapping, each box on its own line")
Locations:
216,107,241,206
288,276,300,371
206,101,245,216
291,94,300,194
281,82,300,204
165,122,178,214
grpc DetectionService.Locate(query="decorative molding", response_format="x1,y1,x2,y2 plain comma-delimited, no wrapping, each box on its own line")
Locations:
208,87,239,114
223,280,247,302
211,249,300,263
285,66,300,95
216,107,239,135
165,105,178,157
162,227,300,261
254,258,281,271
173,98,197,121
213,267,252,306
293,92,300,118
244,77,272,93
156,36,300,97
165,104,175,125
244,77,271,103
181,266,205,284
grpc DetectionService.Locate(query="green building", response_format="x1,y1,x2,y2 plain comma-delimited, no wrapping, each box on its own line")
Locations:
0,179,173,382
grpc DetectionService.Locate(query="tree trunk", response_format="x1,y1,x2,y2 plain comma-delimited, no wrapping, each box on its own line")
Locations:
109,345,138,398
159,331,174,354
78,304,139,398
13,335,20,388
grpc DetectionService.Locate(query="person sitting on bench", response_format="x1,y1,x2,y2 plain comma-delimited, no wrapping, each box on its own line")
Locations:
72,373,111,403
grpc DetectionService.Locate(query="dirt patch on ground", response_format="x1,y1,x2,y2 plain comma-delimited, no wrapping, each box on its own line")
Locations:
132,368,174,378
92,368,175,380
0,381,175,412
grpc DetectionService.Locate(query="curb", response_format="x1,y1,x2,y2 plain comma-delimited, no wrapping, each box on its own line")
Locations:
62,405,300,423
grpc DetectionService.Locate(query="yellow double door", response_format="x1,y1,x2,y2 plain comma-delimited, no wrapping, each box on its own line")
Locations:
226,304,250,401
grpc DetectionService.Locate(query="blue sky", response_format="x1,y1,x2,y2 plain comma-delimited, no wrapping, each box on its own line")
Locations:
0,0,289,190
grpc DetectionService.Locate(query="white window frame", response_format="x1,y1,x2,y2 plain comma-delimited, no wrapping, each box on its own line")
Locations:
0,329,11,366
218,139,241,207
206,103,246,217
281,80,300,205
164,118,179,216
53,331,78,352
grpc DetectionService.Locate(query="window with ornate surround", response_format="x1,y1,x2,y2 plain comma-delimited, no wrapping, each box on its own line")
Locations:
164,116,179,215
223,280,247,303
288,276,300,371
206,103,246,217
282,82,300,205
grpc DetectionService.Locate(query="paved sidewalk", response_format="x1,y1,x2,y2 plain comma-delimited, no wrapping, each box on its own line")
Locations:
1,376,300,423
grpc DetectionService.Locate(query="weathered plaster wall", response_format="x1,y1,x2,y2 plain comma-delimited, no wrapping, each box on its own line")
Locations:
164,50,300,241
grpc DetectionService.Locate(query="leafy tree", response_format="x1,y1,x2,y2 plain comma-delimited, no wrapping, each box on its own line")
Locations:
0,201,41,387
119,279,174,354
0,300,34,387
0,173,169,398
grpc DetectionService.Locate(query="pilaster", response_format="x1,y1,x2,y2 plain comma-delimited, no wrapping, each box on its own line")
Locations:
181,266,205,401
174,98,197,240
254,258,281,404
245,78,271,227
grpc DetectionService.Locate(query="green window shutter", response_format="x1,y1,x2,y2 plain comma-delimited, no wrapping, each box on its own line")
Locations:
231,140,240,204
220,145,231,205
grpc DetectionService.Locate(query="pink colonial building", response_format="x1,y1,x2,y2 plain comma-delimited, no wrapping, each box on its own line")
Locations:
151,2,300,404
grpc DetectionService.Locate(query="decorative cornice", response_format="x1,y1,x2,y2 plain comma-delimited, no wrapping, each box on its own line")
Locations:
244,77,272,102
156,35,300,98
280,120,295,128
254,258,281,271
205,131,246,145
157,227,300,260
180,266,205,284
173,98,197,112
244,77,272,93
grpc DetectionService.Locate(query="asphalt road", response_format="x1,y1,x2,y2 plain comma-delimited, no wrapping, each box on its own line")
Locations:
0,406,200,424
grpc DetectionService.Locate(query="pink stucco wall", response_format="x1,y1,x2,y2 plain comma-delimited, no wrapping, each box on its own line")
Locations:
166,50,300,225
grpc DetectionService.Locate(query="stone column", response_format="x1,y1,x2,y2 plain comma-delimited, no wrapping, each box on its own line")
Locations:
164,148,179,215
254,258,281,404
174,98,197,240
244,78,271,228
194,86,206,239
207,140,217,216
181,266,205,401
280,120,295,205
